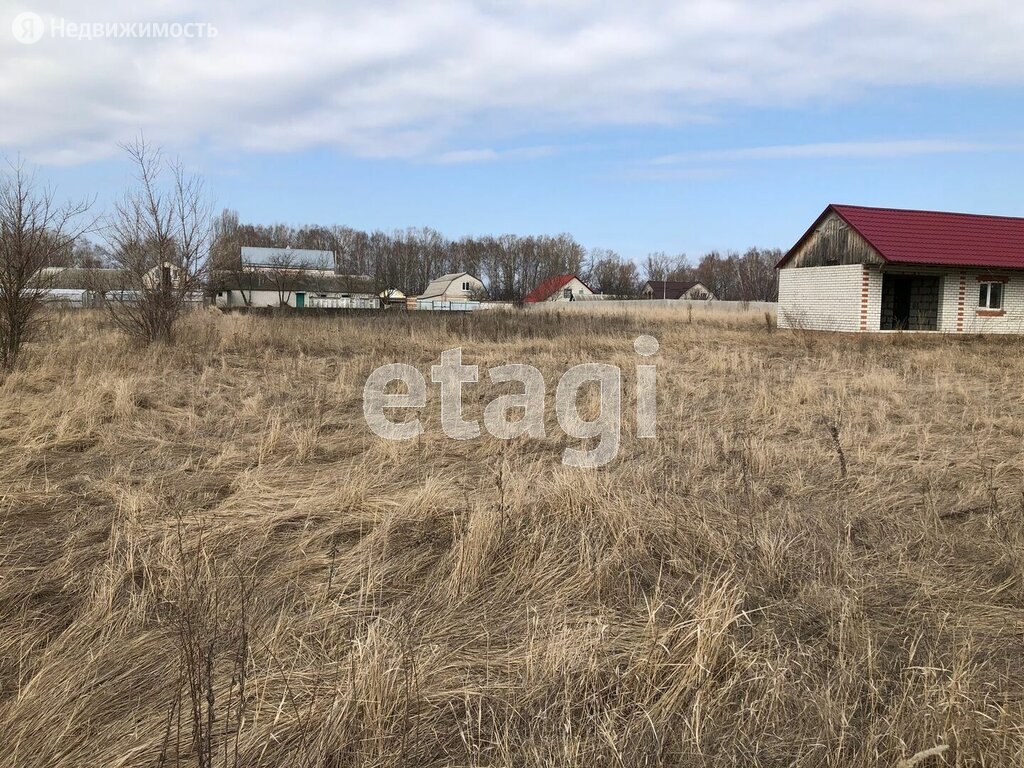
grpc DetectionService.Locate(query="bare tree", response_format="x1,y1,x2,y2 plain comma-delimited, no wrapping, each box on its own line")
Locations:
264,249,307,307
307,250,338,299
643,252,673,283
211,259,257,308
209,213,258,307
688,248,781,302
0,159,92,373
72,238,111,269
233,263,259,308
589,249,640,297
735,247,782,302
105,139,211,343
208,209,240,272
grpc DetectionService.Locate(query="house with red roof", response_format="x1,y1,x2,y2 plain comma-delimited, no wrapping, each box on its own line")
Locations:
777,204,1024,333
524,274,597,304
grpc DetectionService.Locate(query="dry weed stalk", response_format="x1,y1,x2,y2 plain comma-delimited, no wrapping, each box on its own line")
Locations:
0,309,1019,766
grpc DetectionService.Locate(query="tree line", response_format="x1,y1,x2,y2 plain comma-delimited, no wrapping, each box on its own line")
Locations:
208,213,781,303
1,144,781,376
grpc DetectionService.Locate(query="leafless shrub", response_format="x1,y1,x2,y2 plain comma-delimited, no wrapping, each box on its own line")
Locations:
0,158,92,372
157,513,253,768
819,403,848,480
104,137,211,344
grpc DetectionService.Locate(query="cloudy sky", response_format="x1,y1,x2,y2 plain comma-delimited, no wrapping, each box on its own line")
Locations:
2,0,1023,256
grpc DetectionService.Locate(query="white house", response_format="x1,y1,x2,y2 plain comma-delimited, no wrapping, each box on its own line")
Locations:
524,274,597,303
214,246,379,309
379,288,406,306
777,204,1024,334
213,273,379,309
415,272,486,310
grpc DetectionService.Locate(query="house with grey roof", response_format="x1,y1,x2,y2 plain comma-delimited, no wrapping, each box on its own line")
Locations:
240,246,336,274
214,246,380,309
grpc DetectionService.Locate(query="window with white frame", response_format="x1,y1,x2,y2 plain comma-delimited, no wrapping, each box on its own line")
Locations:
979,281,1004,310
462,281,470,291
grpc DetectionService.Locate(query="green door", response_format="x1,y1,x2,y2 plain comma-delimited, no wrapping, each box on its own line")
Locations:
295,292,305,308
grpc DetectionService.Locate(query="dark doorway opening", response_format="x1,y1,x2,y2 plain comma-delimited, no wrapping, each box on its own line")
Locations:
891,277,912,328
880,274,940,331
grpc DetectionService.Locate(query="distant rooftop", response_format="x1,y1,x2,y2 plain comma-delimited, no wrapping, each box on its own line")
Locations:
419,272,481,299
641,280,706,299
524,274,593,303
240,246,335,267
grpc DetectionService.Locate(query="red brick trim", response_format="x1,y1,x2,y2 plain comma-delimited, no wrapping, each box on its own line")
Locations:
859,266,870,330
955,272,966,332
977,274,1010,283
976,309,1006,317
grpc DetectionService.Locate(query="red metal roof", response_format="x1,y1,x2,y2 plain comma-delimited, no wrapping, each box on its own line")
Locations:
524,274,590,303
781,204,1024,270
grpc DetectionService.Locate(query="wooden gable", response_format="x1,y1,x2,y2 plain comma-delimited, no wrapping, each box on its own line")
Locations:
782,211,885,268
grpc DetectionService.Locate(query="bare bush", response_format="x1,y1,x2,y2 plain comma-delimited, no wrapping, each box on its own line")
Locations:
157,514,253,768
105,138,211,343
0,159,92,372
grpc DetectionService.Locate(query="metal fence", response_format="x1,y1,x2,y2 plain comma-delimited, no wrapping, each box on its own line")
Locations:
307,296,381,310
415,299,483,311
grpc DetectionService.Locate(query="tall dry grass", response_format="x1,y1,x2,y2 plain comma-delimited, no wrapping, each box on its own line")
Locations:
0,307,1022,766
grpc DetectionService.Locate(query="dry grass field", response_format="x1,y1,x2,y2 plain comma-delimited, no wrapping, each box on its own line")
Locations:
1,307,1023,767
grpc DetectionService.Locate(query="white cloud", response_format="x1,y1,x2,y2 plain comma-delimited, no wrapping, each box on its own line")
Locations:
1,0,1024,164
430,145,558,164
652,139,1016,165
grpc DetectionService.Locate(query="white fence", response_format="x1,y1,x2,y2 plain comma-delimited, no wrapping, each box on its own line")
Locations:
42,289,206,310
416,299,483,311
525,299,777,314
307,296,381,310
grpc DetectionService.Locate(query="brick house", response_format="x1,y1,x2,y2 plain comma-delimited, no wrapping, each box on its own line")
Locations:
524,274,597,303
777,204,1024,333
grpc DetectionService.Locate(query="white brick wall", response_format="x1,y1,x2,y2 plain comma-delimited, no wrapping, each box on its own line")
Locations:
939,272,962,332
216,289,291,308
864,266,882,332
959,271,1024,334
780,264,1024,334
777,264,865,331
